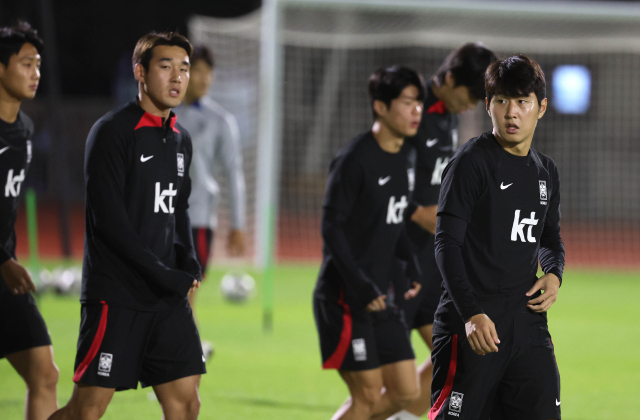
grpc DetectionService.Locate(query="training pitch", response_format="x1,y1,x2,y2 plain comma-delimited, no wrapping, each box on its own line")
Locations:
1,264,639,419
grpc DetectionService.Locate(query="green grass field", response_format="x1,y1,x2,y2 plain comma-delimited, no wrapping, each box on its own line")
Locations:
1,264,639,419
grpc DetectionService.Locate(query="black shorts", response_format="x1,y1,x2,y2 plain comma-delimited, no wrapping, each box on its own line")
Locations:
0,281,52,358
429,303,561,420
314,291,415,371
192,227,214,276
400,239,443,329
73,300,206,391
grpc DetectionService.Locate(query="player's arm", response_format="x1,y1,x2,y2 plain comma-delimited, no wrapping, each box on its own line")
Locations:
322,156,384,309
85,122,194,297
528,164,564,312
394,228,422,300
436,214,499,355
218,113,247,256
174,136,202,286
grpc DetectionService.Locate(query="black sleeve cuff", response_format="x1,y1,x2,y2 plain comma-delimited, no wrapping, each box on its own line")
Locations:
405,201,419,221
546,267,563,286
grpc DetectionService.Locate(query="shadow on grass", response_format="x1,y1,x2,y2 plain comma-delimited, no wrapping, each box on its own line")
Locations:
215,394,336,413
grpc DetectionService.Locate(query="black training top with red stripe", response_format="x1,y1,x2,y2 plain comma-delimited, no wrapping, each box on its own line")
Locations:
434,132,565,334
0,111,33,265
82,100,201,311
313,131,420,309
405,82,458,248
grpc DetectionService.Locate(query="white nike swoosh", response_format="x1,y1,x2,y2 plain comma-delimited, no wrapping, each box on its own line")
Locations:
500,182,513,190
556,399,561,406
426,139,438,147
378,176,391,186
140,155,154,162
0,146,10,155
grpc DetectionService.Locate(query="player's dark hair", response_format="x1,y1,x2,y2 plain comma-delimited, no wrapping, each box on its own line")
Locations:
191,45,214,69
132,31,193,71
0,21,44,67
434,42,497,101
368,65,425,119
485,54,546,107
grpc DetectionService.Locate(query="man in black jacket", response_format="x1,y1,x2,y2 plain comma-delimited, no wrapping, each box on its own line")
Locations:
0,21,60,420
50,31,204,420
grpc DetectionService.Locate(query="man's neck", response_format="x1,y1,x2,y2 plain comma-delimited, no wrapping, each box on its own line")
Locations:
137,92,171,121
182,93,201,106
371,120,404,153
0,90,22,124
492,128,532,157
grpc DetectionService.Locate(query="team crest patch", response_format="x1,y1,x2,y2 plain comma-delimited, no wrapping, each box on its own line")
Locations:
98,352,112,377
448,391,464,415
539,180,548,200
26,140,32,163
177,153,184,177
352,338,367,361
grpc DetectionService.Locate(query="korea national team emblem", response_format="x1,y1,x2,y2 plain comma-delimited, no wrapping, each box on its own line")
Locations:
511,209,538,243
177,153,184,177
386,195,408,224
352,338,367,362
26,140,32,164
98,352,113,377
539,180,548,201
448,392,464,415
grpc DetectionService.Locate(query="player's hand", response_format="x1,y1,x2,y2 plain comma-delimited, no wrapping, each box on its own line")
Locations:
188,280,200,296
227,229,246,257
526,273,560,313
366,295,387,312
404,281,421,300
410,205,437,235
465,314,500,355
0,258,36,295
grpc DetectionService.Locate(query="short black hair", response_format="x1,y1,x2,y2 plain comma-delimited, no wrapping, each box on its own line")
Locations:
485,54,546,107
191,45,214,69
132,31,193,71
0,21,44,67
434,42,498,101
368,65,425,119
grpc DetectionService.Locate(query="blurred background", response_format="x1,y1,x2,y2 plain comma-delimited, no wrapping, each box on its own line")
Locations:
1,0,640,419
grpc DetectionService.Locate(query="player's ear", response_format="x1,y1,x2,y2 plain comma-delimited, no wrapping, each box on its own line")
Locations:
485,97,491,116
373,99,388,117
444,71,456,88
133,63,146,84
537,97,548,119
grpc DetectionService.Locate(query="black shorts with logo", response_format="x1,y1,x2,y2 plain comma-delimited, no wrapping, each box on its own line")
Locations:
0,281,52,358
314,290,415,371
428,294,561,420
192,227,214,277
73,299,206,391
400,239,443,329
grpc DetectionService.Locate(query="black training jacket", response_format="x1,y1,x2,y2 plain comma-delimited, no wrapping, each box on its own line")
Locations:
81,100,201,311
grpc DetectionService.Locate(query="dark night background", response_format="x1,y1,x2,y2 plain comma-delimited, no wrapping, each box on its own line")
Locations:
0,0,262,96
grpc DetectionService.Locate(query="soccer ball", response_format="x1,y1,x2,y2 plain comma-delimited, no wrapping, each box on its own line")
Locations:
51,266,82,295
219,272,256,303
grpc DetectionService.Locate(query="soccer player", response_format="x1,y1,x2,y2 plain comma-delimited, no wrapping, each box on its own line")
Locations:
429,55,564,420
390,43,497,420
313,66,424,420
173,45,246,358
0,22,60,420
49,32,204,420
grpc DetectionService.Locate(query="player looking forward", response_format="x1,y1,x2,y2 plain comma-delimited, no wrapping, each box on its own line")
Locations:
173,45,246,358
0,21,60,420
390,42,497,420
49,31,204,420
313,66,423,420
429,55,564,420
